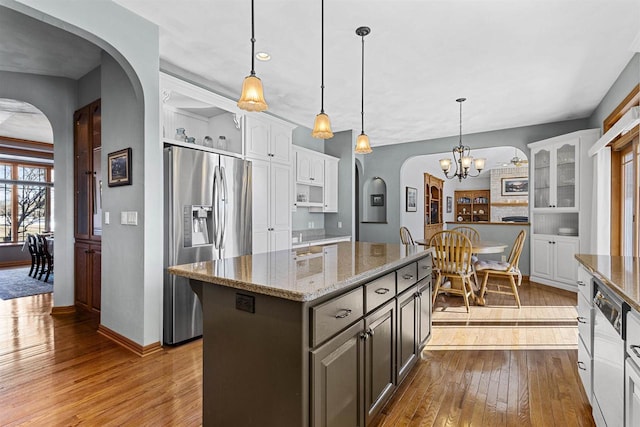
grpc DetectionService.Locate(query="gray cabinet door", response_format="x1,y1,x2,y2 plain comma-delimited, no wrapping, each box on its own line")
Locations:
311,320,365,427
397,286,418,383
418,277,432,349
364,300,396,425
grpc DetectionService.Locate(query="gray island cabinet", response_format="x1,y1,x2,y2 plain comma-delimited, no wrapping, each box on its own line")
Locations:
169,242,434,427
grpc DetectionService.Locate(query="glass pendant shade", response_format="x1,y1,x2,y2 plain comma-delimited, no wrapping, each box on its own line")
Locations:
439,158,452,172
461,156,473,169
355,133,372,154
311,112,334,139
237,75,268,112
474,158,486,171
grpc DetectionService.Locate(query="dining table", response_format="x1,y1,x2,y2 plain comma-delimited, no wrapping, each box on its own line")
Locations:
414,239,508,254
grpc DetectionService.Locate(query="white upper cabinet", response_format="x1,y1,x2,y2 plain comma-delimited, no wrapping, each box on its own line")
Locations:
245,115,292,164
324,158,339,213
296,148,325,185
530,139,579,210
292,146,340,213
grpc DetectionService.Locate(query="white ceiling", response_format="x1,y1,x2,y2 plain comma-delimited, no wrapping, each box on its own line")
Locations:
0,1,638,149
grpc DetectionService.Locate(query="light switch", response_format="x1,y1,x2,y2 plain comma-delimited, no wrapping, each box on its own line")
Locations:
338,221,342,228
121,212,127,224
105,212,110,225
128,211,138,225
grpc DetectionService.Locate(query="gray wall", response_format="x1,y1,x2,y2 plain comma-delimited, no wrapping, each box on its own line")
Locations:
358,118,589,243
0,69,77,296
588,53,640,130
325,130,355,237
293,126,324,152
78,66,101,107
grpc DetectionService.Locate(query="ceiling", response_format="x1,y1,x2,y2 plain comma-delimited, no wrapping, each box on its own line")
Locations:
0,2,638,150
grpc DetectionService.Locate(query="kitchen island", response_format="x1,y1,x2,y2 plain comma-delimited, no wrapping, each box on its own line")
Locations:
169,242,434,427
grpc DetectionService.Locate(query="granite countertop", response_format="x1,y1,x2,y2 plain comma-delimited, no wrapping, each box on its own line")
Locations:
575,254,640,311
292,233,351,248
169,242,433,302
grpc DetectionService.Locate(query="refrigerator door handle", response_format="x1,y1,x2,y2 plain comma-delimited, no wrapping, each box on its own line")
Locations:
219,165,229,250
212,165,220,249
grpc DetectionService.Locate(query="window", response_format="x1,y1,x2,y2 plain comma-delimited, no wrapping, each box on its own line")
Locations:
0,161,53,244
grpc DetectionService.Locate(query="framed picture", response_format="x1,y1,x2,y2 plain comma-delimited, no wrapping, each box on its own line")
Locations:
446,196,453,213
501,177,528,195
108,148,132,187
405,187,417,212
371,194,384,206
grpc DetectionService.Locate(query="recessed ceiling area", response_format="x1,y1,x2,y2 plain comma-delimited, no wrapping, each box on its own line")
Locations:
0,99,53,144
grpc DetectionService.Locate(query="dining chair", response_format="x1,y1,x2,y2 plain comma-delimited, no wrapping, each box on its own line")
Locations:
451,225,480,285
26,234,40,277
429,230,475,312
474,230,526,308
399,226,415,245
36,234,54,282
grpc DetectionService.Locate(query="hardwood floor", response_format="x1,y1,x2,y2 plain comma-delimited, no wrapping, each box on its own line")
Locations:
0,280,593,426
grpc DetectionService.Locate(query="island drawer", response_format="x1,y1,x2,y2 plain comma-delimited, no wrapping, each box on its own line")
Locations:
396,262,418,294
417,254,433,281
365,272,396,313
312,287,364,347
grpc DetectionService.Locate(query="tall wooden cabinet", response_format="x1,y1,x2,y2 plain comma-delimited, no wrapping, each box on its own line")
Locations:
74,99,102,314
424,173,444,242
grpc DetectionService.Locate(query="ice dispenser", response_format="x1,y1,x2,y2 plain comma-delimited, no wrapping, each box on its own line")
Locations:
183,205,213,247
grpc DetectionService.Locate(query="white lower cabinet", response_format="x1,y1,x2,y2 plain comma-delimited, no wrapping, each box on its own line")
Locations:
530,234,579,288
578,337,592,405
626,358,640,427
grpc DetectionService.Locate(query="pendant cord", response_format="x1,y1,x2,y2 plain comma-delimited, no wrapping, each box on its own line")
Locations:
459,100,463,147
250,0,256,76
320,0,325,113
361,34,365,134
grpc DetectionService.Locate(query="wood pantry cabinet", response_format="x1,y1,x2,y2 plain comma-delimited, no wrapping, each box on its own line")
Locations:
74,100,102,313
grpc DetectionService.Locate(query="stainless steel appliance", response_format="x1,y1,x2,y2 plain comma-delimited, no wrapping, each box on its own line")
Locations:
592,278,625,426
164,143,252,345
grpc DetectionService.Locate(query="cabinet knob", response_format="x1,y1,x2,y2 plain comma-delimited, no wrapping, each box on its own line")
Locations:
374,288,390,295
577,281,585,286
359,332,369,341
577,361,587,371
576,316,587,324
366,327,374,338
402,274,414,280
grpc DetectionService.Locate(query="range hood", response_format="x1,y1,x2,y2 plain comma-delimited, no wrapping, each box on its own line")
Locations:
588,106,640,156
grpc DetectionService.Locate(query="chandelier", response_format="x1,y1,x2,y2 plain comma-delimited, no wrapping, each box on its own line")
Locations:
439,98,485,181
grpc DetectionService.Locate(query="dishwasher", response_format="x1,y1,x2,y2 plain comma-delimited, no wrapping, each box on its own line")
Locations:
592,278,625,427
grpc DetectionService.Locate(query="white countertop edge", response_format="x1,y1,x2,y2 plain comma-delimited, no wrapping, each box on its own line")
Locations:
291,235,351,249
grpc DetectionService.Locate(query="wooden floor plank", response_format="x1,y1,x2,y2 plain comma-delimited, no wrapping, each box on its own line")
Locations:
0,276,595,426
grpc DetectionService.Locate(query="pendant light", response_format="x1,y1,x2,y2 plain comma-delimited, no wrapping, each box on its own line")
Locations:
311,0,334,139
439,98,485,181
354,26,372,154
237,0,268,112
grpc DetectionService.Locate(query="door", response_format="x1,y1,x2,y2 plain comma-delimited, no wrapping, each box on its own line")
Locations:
164,146,216,344
245,116,270,160
554,141,578,208
364,300,396,425
219,155,252,258
531,235,553,280
270,122,292,164
554,237,579,284
311,321,365,427
251,159,270,254
310,156,325,185
533,147,551,208
397,286,418,383
270,162,292,237
296,150,312,184
324,159,338,212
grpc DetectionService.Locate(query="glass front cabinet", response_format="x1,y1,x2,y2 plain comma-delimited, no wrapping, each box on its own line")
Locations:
531,139,578,210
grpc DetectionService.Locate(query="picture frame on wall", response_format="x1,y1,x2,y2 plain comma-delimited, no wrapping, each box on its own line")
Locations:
446,196,452,213
405,187,417,212
371,194,384,206
108,148,132,187
501,177,528,195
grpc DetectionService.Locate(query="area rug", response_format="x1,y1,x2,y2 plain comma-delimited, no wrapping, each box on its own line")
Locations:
0,267,53,300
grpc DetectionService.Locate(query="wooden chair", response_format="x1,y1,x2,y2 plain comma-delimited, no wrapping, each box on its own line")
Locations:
429,230,476,312
36,234,54,282
474,230,526,308
26,234,40,277
399,226,415,245
451,225,480,284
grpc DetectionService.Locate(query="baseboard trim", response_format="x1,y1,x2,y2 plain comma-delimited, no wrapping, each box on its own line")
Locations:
0,260,31,269
529,277,577,293
97,324,163,357
51,305,76,315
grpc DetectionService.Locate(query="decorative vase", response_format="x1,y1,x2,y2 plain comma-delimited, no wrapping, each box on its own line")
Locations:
175,128,187,142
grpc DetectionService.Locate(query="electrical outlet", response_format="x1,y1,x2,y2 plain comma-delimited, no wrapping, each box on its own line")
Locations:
236,293,255,313
338,221,342,228
104,211,110,225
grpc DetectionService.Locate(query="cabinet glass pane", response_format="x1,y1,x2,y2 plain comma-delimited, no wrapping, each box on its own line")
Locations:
534,149,550,208
556,144,576,208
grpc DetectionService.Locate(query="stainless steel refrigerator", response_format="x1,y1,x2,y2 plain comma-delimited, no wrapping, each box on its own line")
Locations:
163,143,252,345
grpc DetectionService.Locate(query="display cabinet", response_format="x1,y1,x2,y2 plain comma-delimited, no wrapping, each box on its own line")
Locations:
423,173,444,242
454,190,490,222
